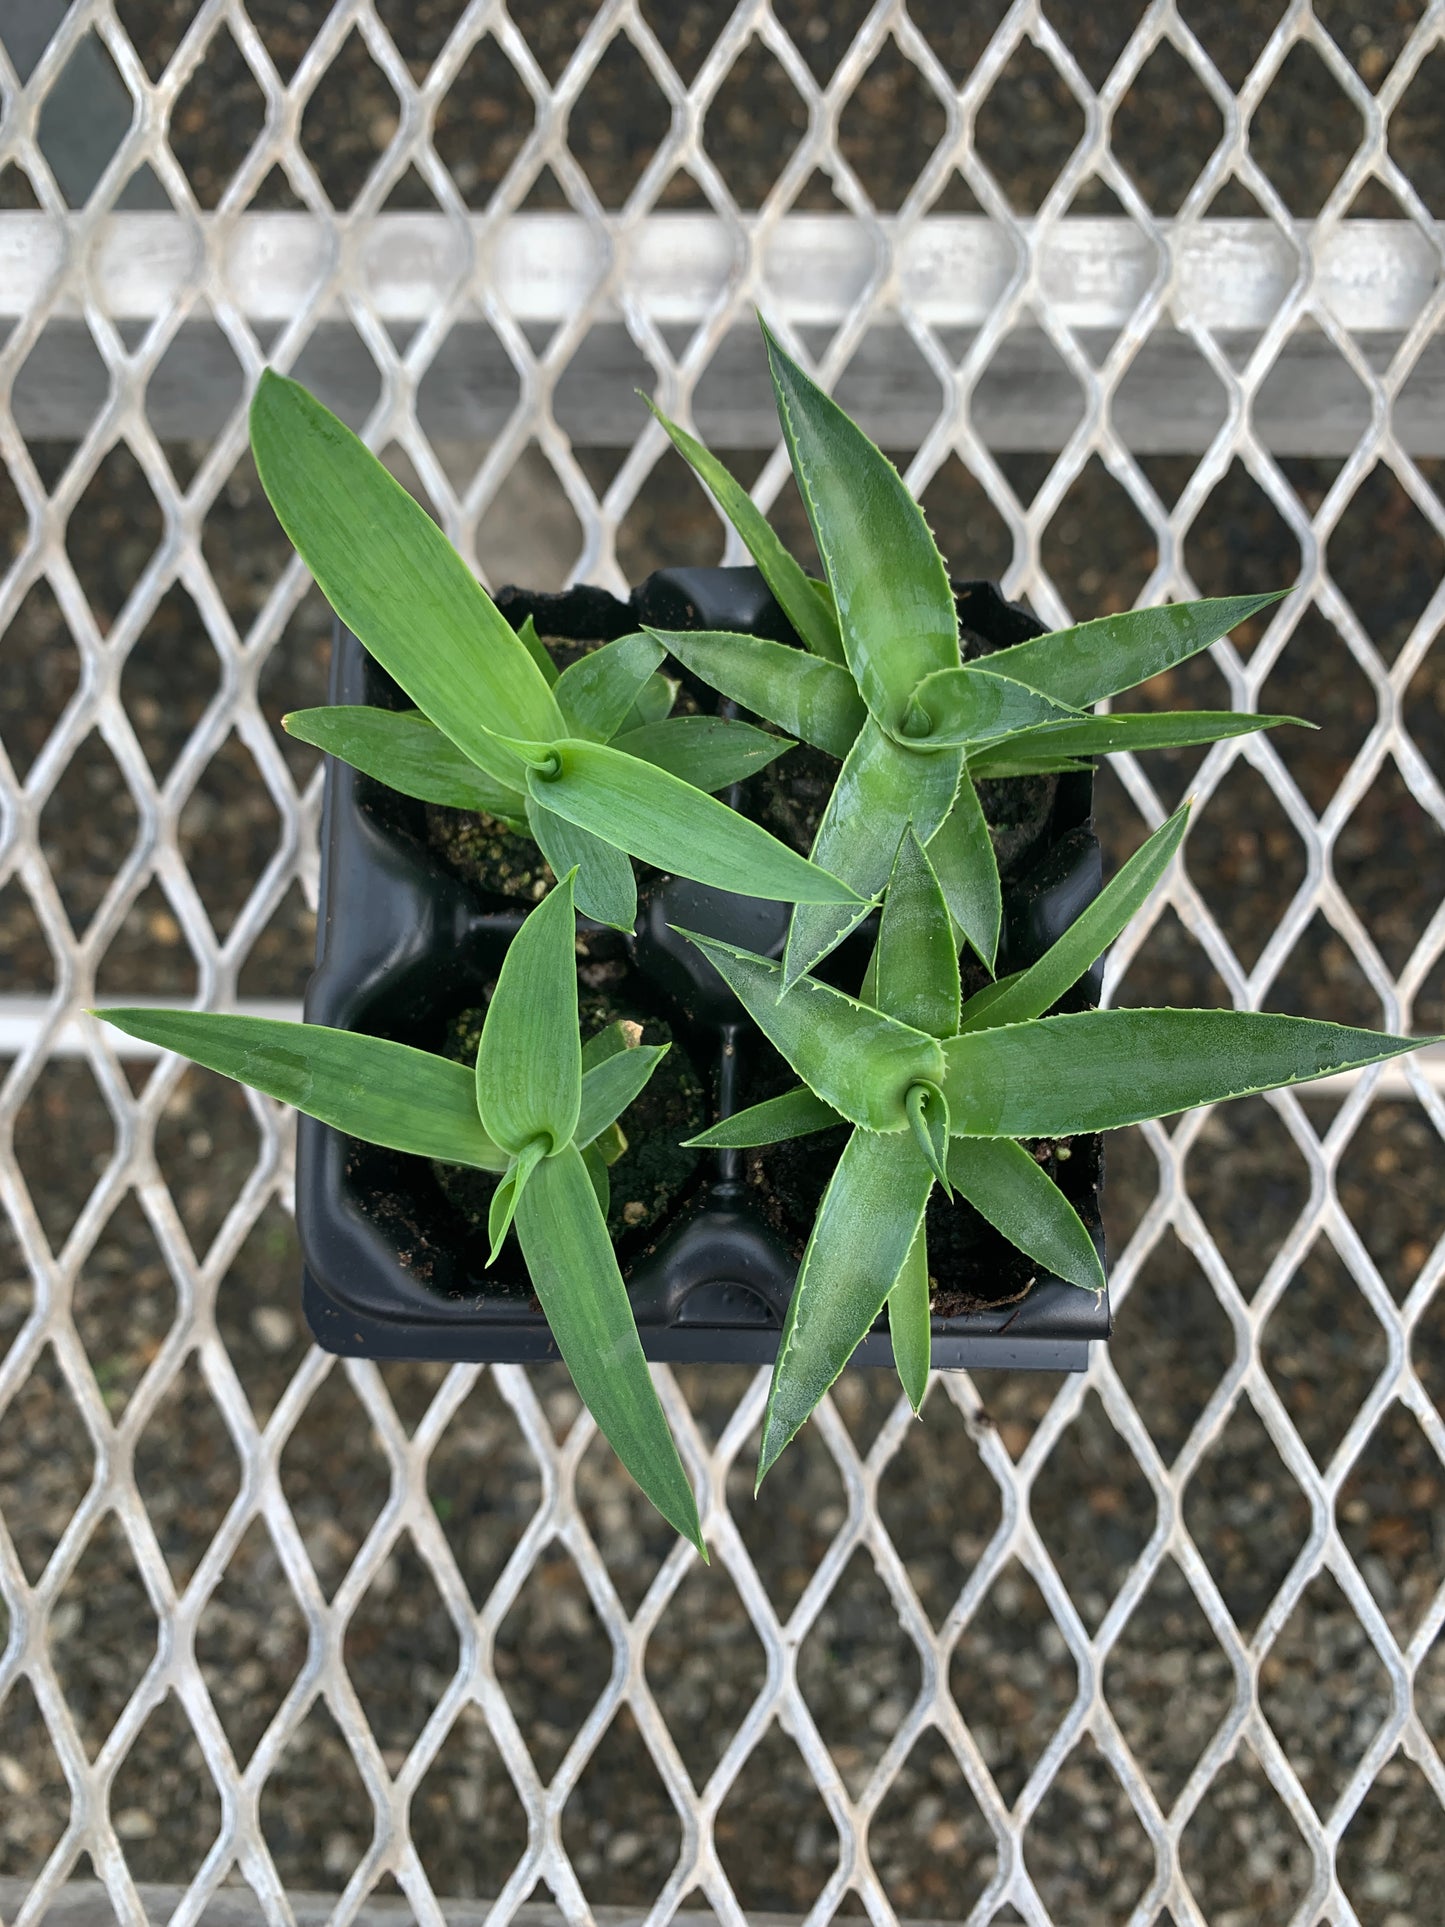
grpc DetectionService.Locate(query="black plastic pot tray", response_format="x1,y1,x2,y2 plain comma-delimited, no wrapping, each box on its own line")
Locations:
298,566,1111,1371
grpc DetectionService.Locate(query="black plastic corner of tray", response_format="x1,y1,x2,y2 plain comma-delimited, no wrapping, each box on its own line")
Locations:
297,565,1111,1371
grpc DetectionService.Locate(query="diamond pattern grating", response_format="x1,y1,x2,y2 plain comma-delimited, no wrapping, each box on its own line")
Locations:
2,1,1445,1921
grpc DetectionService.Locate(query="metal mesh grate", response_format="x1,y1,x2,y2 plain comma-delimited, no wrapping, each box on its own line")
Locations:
2,1,1444,1920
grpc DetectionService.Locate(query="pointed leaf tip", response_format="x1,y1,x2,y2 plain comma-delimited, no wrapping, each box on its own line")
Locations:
756,1128,934,1482
476,875,582,1155
905,1082,951,1196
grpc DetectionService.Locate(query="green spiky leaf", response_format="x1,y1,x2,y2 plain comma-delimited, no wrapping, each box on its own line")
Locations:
761,319,959,732
905,1081,952,1195
648,627,865,760
980,592,1291,710
923,768,1002,971
643,398,846,662
758,1128,934,1485
888,1224,931,1415
947,1137,1104,1293
784,718,962,988
900,663,1079,748
970,709,1307,768
941,1009,1439,1137
678,930,944,1131
684,1084,841,1149
960,800,1190,1030
875,827,960,1038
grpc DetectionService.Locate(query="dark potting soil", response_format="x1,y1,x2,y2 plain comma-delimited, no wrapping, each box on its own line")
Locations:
746,1120,1103,1318
429,965,706,1255
424,802,552,904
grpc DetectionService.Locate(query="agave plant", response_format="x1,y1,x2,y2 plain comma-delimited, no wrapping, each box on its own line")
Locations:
679,810,1427,1483
645,317,1301,986
246,371,848,932
99,874,706,1554
89,321,1440,1554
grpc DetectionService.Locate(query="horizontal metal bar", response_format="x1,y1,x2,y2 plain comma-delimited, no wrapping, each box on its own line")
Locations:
1,212,1438,332
0,1885,884,1927
12,315,1441,454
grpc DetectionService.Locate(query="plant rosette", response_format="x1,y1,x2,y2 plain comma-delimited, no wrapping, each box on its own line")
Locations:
300,565,1107,1374
96,318,1441,1547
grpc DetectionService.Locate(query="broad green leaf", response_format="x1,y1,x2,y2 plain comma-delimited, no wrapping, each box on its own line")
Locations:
624,671,678,731
249,373,562,790
648,627,865,760
762,319,958,733
517,613,557,687
554,633,666,742
582,1019,639,1073
525,798,637,932
520,738,862,905
888,1223,931,1415
677,931,944,1131
684,1084,841,1148
575,1043,669,1149
758,1128,934,1485
970,710,1307,765
963,751,1094,778
614,715,795,791
582,1139,610,1211
577,1021,651,1162
941,1009,1439,1137
947,1137,1105,1293
982,592,1290,710
900,664,1079,748
283,706,528,823
962,801,1190,1031
905,1081,952,1194
644,398,845,663
488,1135,547,1264
92,1009,508,1171
476,874,581,1156
516,1143,705,1552
875,827,960,1037
784,718,962,987
924,768,1001,971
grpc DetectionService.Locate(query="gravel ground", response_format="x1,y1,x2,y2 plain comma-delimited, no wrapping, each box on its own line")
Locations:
4,2,1445,1921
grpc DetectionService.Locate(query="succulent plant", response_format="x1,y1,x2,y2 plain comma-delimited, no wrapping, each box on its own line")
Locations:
93,319,1440,1550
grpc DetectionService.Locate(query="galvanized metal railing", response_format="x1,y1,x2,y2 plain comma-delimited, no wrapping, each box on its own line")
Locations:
2,1,1444,1922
